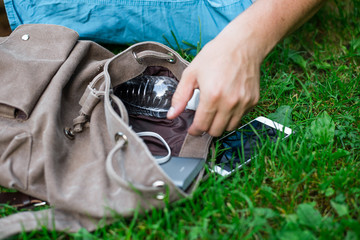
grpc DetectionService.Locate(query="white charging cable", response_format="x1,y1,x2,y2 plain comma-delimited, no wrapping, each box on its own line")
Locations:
137,131,171,164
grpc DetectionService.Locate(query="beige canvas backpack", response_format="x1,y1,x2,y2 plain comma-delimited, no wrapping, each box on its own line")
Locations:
0,24,212,238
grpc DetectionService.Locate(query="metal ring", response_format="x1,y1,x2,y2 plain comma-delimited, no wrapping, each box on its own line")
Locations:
152,180,166,200
64,127,75,140
155,192,166,200
132,51,142,64
152,180,165,188
114,132,128,145
167,52,176,63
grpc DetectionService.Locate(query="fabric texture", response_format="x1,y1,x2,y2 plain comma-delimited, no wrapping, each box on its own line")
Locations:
4,0,253,49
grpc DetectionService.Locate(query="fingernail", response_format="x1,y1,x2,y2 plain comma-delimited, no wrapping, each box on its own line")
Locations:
167,107,175,118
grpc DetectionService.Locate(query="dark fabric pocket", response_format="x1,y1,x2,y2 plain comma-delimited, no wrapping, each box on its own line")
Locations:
129,110,194,156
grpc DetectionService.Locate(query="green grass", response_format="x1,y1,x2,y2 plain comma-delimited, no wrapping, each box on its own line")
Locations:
1,0,359,239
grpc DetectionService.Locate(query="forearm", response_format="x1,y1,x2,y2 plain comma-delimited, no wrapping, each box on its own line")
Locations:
220,0,326,60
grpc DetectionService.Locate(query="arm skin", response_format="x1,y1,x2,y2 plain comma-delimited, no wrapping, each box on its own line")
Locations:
167,0,326,137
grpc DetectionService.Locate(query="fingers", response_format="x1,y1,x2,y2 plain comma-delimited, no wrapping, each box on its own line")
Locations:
226,112,244,132
189,96,242,137
188,88,234,137
225,92,259,132
188,88,259,137
187,98,217,136
206,111,233,137
225,99,257,132
167,69,197,119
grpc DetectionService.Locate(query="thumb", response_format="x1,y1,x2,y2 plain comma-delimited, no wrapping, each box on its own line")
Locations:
167,70,197,119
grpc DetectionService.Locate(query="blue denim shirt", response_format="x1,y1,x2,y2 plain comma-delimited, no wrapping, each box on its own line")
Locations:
4,0,253,50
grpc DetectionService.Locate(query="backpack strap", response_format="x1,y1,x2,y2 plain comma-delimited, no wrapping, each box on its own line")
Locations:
0,209,100,239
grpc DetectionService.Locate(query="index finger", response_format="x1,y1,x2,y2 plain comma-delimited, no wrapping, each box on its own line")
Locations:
167,70,197,119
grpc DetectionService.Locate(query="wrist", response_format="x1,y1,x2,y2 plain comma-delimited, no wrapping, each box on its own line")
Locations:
217,0,325,62
222,5,283,61
214,19,272,67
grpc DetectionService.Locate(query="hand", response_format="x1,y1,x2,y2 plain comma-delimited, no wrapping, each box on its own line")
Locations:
167,0,325,137
167,28,262,137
